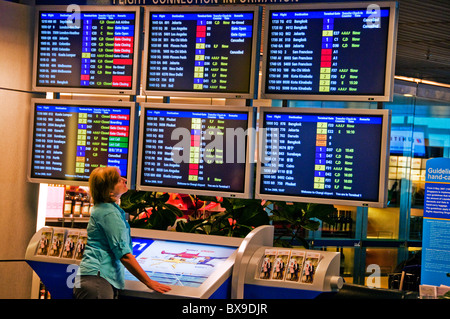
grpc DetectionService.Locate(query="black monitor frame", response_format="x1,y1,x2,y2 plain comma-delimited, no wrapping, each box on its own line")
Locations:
260,1,398,102
32,5,142,95
255,106,392,207
27,98,138,187
141,5,261,99
136,103,255,198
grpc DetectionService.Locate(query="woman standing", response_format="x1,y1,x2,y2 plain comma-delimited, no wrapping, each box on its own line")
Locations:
73,166,171,299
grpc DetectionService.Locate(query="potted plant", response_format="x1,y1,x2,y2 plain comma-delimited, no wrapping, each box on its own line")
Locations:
120,190,336,249
270,201,336,248
176,197,271,238
120,190,184,230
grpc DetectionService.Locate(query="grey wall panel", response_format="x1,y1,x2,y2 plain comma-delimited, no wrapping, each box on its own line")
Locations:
0,1,35,92
0,262,35,299
0,1,39,299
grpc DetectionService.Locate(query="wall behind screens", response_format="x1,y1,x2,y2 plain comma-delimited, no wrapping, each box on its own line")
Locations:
142,6,261,98
136,103,255,198
32,6,141,95
28,99,137,186
261,2,398,101
256,107,391,207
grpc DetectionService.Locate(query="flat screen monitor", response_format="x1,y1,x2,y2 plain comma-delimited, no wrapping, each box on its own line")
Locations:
28,98,137,186
261,2,398,101
32,6,141,95
142,6,260,98
125,237,236,288
255,107,391,207
136,103,255,198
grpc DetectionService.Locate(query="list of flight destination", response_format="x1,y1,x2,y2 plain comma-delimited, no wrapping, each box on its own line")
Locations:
264,8,391,96
260,112,384,202
35,11,137,90
141,109,249,193
31,104,132,181
146,12,255,94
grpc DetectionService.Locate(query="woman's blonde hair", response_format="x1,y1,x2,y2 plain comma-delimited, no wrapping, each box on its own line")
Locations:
89,166,120,204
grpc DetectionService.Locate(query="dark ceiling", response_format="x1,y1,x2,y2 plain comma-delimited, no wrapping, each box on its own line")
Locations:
395,0,450,85
26,0,450,87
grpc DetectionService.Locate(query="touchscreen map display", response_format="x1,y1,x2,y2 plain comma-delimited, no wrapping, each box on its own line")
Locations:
125,238,236,287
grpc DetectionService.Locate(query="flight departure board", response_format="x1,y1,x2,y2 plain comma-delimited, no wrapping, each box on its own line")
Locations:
137,104,254,198
32,6,140,95
256,107,391,207
261,2,398,101
142,7,260,98
28,99,136,185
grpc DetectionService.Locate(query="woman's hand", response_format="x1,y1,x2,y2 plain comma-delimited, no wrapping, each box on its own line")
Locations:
146,279,172,293
121,253,172,294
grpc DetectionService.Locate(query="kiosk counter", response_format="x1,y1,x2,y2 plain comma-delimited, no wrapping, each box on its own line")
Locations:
25,225,342,299
236,246,343,299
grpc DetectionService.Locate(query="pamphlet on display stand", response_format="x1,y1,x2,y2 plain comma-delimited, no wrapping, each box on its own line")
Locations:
61,230,80,259
301,252,321,284
285,250,305,282
420,284,450,299
419,285,437,299
259,249,277,280
437,285,450,297
271,249,291,281
48,228,65,257
74,230,87,260
35,227,53,256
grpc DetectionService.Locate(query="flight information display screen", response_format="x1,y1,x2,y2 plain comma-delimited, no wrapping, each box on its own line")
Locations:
144,8,258,97
29,100,135,184
257,108,391,206
137,105,253,197
125,237,235,287
262,3,397,101
33,8,140,94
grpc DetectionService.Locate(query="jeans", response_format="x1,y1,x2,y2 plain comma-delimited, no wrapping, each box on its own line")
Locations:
73,273,119,299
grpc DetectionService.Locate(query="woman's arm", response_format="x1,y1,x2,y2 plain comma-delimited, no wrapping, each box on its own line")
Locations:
120,253,172,293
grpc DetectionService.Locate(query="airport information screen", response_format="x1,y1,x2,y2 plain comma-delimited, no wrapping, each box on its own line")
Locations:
259,111,385,203
146,11,255,94
140,108,249,194
264,7,391,96
30,103,132,181
35,11,137,90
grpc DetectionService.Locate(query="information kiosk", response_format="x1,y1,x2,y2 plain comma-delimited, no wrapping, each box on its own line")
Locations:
25,225,343,299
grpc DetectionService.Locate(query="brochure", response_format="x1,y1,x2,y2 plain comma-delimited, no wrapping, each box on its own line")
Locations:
271,249,291,280
285,250,305,282
61,230,80,259
48,228,65,257
35,228,53,256
258,249,277,280
301,252,321,284
74,230,87,260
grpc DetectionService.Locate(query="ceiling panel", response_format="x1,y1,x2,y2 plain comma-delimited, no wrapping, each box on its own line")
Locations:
395,0,450,84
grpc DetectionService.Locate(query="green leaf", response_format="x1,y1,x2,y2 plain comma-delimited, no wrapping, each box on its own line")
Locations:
161,203,184,217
